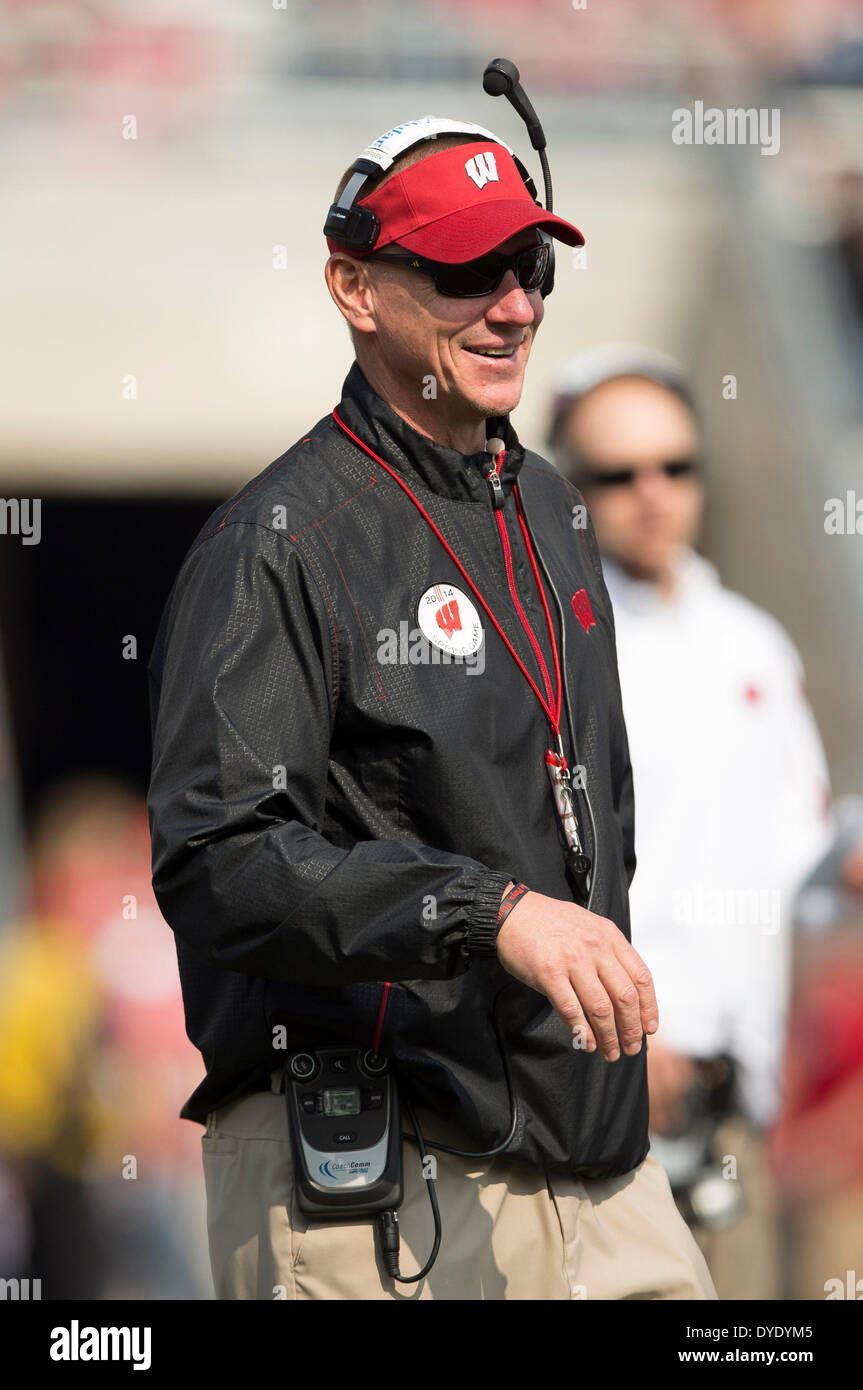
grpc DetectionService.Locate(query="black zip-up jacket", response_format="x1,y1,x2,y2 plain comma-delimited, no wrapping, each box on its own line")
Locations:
147,360,649,1177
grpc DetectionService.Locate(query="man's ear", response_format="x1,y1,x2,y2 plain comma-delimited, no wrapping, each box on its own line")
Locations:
325,253,377,339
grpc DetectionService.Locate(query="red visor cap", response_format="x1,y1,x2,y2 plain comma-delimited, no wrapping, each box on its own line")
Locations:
326,141,585,263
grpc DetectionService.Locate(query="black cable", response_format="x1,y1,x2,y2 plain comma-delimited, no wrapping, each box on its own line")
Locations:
400,986,519,1159
378,1093,441,1283
382,990,519,1282
539,146,553,213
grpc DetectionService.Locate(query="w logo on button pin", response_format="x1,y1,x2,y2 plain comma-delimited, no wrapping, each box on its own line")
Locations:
436,599,462,640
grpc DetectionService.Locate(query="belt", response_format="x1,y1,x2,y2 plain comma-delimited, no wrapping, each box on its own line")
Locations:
257,1067,285,1094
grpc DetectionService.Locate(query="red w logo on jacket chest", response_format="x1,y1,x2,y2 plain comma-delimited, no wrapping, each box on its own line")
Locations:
571,589,596,633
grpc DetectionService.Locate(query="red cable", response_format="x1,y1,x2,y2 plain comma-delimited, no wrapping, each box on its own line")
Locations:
372,981,391,1054
491,451,557,716
514,487,563,736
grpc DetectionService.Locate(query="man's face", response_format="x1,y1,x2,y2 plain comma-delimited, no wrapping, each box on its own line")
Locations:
355,229,545,428
560,376,703,579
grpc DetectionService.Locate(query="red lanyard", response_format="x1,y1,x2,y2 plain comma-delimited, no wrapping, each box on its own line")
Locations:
331,406,589,1051
331,407,564,740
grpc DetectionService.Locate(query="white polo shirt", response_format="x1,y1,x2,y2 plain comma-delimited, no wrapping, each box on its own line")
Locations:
603,547,833,1127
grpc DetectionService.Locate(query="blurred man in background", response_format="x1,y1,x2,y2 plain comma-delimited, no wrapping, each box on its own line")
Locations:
546,345,835,1299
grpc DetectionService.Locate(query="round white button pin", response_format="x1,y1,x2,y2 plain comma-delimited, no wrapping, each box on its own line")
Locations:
416,582,484,657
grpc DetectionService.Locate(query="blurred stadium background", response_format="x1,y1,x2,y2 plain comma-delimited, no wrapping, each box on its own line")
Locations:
0,0,861,1299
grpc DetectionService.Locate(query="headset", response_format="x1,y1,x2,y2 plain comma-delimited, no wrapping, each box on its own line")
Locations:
324,57,558,298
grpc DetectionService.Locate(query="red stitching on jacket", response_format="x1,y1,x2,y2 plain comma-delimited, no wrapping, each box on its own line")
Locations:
287,532,341,713
314,521,386,702
217,438,311,530
291,477,379,537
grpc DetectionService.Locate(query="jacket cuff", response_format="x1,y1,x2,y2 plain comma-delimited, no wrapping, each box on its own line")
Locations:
465,870,520,957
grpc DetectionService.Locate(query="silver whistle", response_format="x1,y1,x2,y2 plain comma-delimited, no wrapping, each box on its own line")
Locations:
544,748,583,853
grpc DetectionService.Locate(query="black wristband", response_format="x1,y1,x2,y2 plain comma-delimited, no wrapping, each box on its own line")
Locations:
496,882,529,930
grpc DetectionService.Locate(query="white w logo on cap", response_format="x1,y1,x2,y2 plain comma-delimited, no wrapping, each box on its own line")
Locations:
465,150,499,190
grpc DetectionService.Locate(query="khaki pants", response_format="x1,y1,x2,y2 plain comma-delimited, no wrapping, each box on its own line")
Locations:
201,1072,717,1300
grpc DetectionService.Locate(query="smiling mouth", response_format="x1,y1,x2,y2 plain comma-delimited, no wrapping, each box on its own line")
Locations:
463,343,521,359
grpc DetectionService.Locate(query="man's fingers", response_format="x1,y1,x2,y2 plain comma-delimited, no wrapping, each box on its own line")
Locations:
569,1004,597,1056
614,939,659,1033
545,983,597,1053
570,975,620,1060
595,956,645,1055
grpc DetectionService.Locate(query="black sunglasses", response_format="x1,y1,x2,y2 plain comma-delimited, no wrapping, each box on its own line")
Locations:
366,240,549,298
580,459,699,488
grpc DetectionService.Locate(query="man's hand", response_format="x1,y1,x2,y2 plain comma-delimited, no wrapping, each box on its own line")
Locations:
645,1035,697,1135
495,885,658,1061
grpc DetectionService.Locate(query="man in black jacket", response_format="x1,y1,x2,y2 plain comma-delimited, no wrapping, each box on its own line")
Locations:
147,118,716,1299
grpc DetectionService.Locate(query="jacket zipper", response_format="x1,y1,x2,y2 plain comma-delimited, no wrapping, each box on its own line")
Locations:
487,451,592,895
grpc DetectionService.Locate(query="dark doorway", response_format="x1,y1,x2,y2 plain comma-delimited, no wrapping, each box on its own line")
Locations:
0,495,222,820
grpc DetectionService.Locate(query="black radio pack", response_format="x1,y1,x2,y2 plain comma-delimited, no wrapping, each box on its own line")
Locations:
284,1047,403,1215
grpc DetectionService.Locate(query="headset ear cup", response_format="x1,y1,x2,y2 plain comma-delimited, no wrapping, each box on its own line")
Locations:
324,202,381,252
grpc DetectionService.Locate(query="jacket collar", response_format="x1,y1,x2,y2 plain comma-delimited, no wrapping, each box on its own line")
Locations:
333,360,527,504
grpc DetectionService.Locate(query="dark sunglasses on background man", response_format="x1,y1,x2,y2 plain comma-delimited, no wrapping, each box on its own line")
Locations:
366,238,550,298
578,458,700,488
